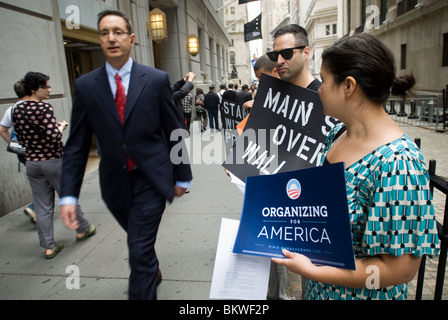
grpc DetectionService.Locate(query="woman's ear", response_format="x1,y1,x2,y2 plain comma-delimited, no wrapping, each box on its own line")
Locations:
344,76,357,98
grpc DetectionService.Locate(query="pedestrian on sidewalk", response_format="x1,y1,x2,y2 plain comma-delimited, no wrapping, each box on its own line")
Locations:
12,72,95,260
204,86,221,132
273,33,440,300
1,80,36,224
195,88,207,132
59,10,192,300
235,84,252,109
222,83,237,102
172,72,195,133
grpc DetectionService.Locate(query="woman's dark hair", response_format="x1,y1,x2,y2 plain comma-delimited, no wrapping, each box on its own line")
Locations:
97,9,133,35
321,33,415,104
22,72,50,96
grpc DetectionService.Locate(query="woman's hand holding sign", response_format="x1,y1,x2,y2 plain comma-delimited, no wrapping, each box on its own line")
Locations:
272,249,314,277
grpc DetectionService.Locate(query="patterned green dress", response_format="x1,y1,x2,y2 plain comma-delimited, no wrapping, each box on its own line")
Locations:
304,123,440,300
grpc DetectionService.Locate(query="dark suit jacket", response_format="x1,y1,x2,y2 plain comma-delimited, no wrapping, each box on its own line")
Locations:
61,62,192,213
204,91,220,111
236,90,253,107
222,89,237,102
171,79,194,128
171,79,194,103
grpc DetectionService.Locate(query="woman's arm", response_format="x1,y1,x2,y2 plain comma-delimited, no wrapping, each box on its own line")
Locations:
0,125,10,143
273,249,421,289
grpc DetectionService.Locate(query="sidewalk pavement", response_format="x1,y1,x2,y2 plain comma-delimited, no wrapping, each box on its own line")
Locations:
0,121,447,300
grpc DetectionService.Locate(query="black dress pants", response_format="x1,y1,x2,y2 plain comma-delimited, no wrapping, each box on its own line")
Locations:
113,169,166,300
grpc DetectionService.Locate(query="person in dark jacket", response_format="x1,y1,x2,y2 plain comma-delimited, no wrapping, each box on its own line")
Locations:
171,72,195,130
236,84,252,108
204,86,221,131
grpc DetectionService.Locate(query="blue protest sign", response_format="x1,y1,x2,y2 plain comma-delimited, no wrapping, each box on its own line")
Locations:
233,162,356,270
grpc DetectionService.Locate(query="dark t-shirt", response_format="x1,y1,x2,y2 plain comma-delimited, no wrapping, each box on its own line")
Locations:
307,78,321,91
204,91,220,110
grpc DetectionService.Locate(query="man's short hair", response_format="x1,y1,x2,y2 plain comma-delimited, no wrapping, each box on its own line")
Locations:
14,81,26,99
97,10,133,34
254,55,276,73
273,24,309,47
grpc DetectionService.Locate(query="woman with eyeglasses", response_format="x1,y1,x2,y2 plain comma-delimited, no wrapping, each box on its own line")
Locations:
12,72,95,259
272,33,440,300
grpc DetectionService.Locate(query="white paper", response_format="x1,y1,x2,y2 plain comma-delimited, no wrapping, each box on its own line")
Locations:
209,218,271,300
228,171,246,193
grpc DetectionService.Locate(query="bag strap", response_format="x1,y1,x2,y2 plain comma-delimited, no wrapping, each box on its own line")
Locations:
332,125,346,143
323,125,346,166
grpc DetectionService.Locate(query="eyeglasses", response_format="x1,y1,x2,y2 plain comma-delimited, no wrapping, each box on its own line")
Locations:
266,46,307,62
99,30,130,39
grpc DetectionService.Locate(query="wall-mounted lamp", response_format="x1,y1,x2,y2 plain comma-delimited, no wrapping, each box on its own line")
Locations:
149,8,167,44
187,34,199,56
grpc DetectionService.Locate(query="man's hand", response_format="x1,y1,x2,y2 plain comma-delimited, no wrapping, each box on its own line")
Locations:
57,121,69,133
174,185,188,197
60,205,79,230
243,100,254,110
185,72,196,83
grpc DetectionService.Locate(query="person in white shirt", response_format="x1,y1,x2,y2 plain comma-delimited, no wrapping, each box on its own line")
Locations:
0,81,36,224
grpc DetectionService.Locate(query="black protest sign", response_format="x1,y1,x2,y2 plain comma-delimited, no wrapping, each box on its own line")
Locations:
222,99,249,130
222,73,339,182
221,99,249,156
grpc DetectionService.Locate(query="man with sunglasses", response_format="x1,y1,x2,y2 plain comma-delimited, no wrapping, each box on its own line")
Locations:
266,24,320,300
267,24,320,91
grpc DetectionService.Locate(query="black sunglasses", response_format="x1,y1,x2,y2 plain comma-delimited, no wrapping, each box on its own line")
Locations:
266,46,307,62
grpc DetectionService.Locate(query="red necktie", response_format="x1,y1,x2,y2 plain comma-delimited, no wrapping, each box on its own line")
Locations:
115,73,126,123
115,73,136,171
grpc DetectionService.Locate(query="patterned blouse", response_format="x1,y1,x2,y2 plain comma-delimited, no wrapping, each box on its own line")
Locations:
304,123,440,300
180,94,193,113
12,101,63,162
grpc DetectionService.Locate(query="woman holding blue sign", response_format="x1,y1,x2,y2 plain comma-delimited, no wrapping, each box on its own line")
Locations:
273,33,440,300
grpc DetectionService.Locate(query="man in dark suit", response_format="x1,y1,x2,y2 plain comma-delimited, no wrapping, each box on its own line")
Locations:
236,84,253,108
222,83,237,102
59,10,192,300
204,86,220,131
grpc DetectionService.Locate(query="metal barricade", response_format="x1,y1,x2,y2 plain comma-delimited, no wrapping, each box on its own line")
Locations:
385,93,446,132
414,156,448,300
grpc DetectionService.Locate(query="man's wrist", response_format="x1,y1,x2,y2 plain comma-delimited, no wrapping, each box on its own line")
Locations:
59,196,78,206
176,180,192,189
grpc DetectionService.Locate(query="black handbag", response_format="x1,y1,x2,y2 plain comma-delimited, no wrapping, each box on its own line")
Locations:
6,106,26,156
195,106,205,114
6,136,26,156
